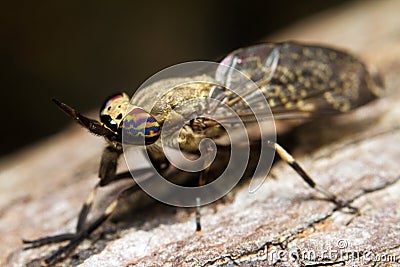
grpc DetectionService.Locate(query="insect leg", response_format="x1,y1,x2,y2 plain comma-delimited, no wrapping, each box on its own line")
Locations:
74,146,120,232
43,184,139,266
23,185,102,249
77,170,142,231
195,170,207,233
22,171,134,249
267,140,356,210
195,146,214,233
22,184,103,249
22,234,76,249
23,185,103,249
23,146,125,248
195,197,202,232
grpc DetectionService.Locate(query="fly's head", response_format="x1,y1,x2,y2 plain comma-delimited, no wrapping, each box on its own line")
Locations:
53,92,161,148
100,93,161,146
100,93,130,133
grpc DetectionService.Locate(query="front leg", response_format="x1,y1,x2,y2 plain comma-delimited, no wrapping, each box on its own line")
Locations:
23,146,128,261
41,184,140,266
75,146,122,231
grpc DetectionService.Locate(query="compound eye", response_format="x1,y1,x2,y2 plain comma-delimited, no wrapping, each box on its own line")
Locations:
122,108,161,145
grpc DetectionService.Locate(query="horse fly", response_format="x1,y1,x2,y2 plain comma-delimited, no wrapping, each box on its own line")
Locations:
23,41,383,265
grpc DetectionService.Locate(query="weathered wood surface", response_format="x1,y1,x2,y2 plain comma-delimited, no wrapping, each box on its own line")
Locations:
1,1,400,266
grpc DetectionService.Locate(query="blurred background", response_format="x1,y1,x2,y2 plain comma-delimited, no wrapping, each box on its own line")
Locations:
0,0,349,156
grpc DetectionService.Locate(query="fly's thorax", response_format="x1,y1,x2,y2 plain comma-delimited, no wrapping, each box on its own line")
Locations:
132,75,215,111
133,79,226,153
149,81,213,121
153,98,212,153
149,118,224,154
147,81,214,137
163,125,208,152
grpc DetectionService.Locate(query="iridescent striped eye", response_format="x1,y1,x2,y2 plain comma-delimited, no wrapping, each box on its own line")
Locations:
122,107,161,145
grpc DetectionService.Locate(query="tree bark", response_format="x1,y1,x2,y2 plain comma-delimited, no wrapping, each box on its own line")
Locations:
2,1,400,266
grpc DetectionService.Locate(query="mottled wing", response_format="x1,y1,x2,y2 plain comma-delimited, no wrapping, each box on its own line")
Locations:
214,42,383,122
212,44,279,121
